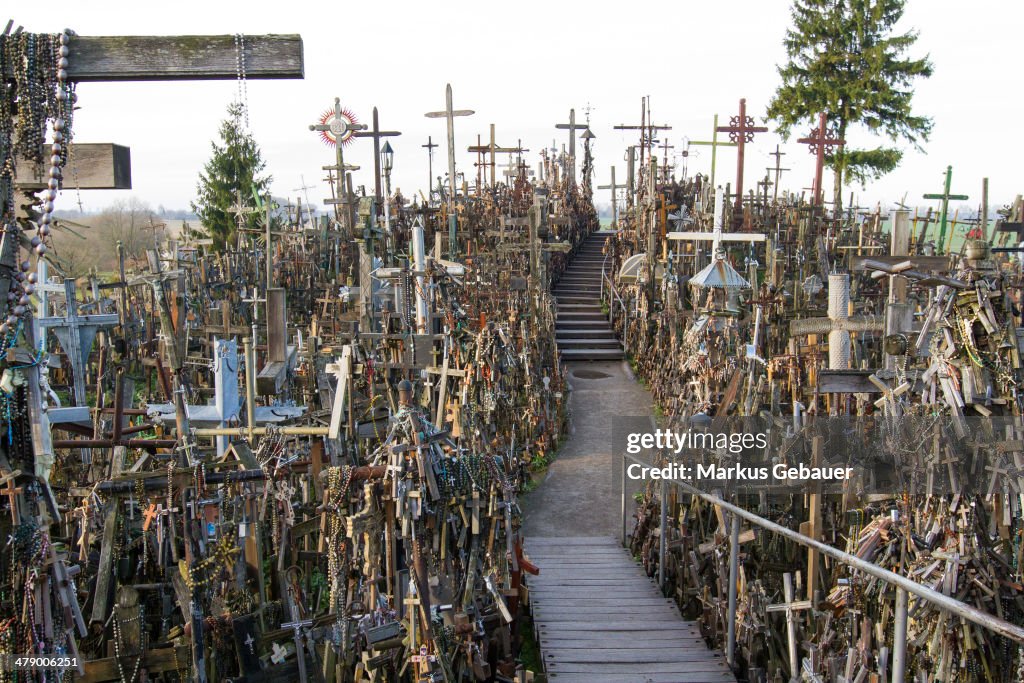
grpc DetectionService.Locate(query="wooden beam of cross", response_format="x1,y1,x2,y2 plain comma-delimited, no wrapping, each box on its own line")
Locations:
690,114,737,189
797,112,845,207
1,34,304,82
923,165,968,254
716,99,768,221
467,125,519,190
352,106,401,205
425,84,474,256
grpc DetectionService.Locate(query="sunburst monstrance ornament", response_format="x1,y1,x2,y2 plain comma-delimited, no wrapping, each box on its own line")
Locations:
310,99,361,147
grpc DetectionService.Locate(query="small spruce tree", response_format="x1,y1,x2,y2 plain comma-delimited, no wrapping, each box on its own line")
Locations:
192,103,271,251
766,0,934,210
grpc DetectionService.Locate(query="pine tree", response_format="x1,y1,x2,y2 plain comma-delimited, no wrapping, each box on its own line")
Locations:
191,103,271,251
766,0,933,209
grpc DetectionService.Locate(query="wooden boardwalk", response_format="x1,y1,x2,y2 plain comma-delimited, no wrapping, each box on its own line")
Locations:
526,536,735,683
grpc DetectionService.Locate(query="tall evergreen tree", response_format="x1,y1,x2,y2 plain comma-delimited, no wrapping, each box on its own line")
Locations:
192,103,271,250
766,0,933,209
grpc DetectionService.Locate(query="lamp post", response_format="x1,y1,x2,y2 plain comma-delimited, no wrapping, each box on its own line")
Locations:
381,141,395,259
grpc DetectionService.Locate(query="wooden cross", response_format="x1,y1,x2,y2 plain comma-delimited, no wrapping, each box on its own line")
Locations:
142,502,159,532
352,106,401,205
310,97,367,232
598,167,624,228
226,188,258,238
923,165,968,254
425,83,474,255
467,124,517,190
658,137,674,183
556,109,590,189
1,475,23,523
422,136,438,200
767,144,789,201
716,99,768,221
797,112,846,207
765,573,812,680
690,114,737,189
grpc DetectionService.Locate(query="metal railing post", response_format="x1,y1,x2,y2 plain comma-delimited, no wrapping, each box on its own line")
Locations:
620,455,627,546
658,477,667,590
892,587,908,683
726,512,739,668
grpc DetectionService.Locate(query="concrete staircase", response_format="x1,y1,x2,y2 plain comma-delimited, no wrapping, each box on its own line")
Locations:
554,232,624,361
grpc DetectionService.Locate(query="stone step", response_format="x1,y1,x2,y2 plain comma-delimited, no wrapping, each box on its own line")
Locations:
557,305,602,313
560,348,625,361
554,328,619,339
554,319,611,329
554,286,602,295
557,278,602,286
557,337,622,350
561,317,606,325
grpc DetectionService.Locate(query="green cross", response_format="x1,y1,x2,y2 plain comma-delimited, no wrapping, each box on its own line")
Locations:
923,165,968,254
690,114,737,189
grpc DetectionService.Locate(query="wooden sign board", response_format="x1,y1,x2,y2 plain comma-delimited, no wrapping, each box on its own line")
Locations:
15,144,131,190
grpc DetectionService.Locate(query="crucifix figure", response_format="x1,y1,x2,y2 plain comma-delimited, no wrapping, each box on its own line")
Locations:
716,99,768,222
352,106,401,207
280,618,313,683
923,165,968,254
425,83,475,257
598,167,624,228
797,112,845,207
789,273,884,369
555,108,589,190
309,97,367,232
38,279,118,408
690,114,737,189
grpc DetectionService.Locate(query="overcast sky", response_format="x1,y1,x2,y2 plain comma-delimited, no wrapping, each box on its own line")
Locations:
19,0,1024,217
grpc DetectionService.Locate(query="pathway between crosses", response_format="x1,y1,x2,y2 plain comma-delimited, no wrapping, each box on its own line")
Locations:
521,361,735,682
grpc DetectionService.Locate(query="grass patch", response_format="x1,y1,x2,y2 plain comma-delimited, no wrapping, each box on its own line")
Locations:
518,613,547,680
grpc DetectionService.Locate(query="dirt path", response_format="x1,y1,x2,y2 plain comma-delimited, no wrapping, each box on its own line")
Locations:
521,360,655,537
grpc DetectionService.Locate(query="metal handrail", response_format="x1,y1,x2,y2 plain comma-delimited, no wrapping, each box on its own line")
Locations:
620,452,1024,682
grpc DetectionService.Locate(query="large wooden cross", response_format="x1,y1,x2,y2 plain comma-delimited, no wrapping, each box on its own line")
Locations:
797,112,845,207
352,106,401,206
716,99,768,221
598,166,624,228
923,165,968,254
765,573,812,680
310,98,367,232
425,84,474,256
555,109,590,189
690,114,737,189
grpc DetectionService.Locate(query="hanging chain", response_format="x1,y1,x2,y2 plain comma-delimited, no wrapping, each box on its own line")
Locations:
234,33,250,129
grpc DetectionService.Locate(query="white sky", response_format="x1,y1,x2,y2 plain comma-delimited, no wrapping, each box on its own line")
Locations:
16,0,1024,216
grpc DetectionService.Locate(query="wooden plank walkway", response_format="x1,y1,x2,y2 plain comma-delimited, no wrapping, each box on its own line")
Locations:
526,536,735,683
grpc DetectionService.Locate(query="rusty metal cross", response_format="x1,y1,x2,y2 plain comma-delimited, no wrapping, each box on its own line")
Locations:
797,112,845,206
716,98,768,221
